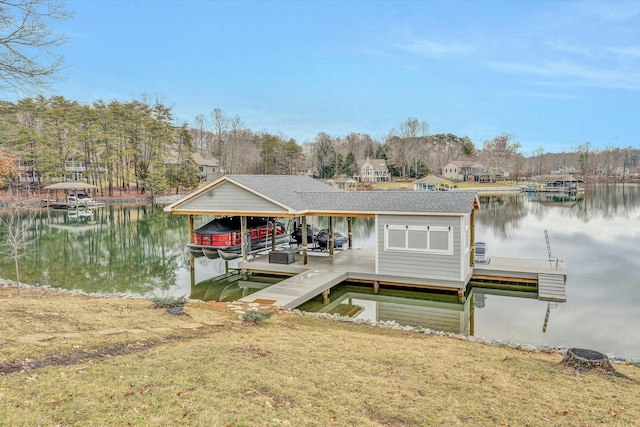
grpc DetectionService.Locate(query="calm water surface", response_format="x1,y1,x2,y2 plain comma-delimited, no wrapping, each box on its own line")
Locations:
1,184,638,358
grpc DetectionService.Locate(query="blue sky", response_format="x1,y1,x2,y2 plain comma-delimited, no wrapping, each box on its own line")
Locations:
33,0,640,153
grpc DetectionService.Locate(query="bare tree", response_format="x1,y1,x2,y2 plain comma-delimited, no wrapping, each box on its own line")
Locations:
211,108,228,173
532,145,545,176
388,118,430,178
0,208,39,292
576,142,595,176
225,114,245,174
392,117,429,138
480,133,522,181
0,0,72,93
192,114,208,153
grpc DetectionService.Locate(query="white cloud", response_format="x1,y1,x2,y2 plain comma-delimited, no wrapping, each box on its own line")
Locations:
488,59,640,91
395,39,476,57
518,91,580,100
607,45,640,58
353,46,392,58
545,40,592,57
576,1,640,22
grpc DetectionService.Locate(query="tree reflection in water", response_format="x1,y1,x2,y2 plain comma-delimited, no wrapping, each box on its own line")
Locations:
0,204,189,295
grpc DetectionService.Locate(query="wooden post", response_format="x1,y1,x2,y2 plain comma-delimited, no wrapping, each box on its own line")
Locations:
373,280,379,294
241,216,248,262
470,209,476,267
469,293,475,336
189,258,196,290
322,289,330,304
302,216,308,267
188,215,194,269
271,217,277,250
347,216,353,249
328,216,334,258
458,288,466,303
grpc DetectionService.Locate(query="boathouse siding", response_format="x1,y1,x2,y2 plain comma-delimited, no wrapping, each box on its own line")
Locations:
169,181,291,215
376,214,471,283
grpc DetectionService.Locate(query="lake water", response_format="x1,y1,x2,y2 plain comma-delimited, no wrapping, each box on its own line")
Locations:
1,183,639,359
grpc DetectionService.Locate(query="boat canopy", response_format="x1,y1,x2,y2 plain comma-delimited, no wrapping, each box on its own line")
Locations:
194,217,273,234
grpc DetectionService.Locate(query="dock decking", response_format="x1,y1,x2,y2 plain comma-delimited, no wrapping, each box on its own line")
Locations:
236,250,568,307
239,270,348,309
472,256,566,302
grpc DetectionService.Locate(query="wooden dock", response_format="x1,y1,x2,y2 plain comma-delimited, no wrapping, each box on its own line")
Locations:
472,257,567,302
239,270,348,309
236,250,567,307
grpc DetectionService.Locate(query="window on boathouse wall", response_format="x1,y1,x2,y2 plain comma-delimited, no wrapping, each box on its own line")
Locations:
384,225,453,255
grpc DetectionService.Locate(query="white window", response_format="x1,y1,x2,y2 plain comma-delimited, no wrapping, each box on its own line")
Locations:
384,225,453,255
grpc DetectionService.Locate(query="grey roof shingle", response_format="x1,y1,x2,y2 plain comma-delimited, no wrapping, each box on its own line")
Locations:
228,175,475,214
302,191,476,214
227,175,343,210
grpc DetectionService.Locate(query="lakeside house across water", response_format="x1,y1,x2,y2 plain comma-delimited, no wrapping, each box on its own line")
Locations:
164,175,567,306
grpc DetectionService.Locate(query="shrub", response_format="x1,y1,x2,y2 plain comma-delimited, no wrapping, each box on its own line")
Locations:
149,295,187,309
241,309,275,324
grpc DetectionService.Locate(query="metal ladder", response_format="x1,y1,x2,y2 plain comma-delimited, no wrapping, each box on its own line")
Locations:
544,229,559,269
542,301,558,333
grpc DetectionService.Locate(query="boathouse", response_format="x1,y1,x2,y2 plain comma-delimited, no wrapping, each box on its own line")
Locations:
165,175,566,306
165,175,479,290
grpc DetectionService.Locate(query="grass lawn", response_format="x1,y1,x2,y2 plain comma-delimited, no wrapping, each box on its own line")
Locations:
371,181,414,190
371,180,522,190
1,285,639,426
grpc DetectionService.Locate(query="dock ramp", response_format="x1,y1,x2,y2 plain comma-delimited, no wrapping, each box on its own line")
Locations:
239,269,348,309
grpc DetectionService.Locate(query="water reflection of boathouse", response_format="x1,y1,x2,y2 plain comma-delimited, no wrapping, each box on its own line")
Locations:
302,287,548,336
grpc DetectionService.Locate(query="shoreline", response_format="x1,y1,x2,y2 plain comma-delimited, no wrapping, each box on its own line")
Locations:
0,194,184,208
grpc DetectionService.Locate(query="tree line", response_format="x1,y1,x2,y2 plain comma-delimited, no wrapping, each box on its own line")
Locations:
1,96,638,198
0,2,638,197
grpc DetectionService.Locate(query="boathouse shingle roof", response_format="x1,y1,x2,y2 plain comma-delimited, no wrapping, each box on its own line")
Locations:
165,175,477,215
304,191,477,214
228,175,475,214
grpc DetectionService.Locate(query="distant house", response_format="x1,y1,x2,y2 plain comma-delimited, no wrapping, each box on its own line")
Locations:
354,158,391,182
16,157,38,184
442,161,489,182
16,156,107,185
189,153,220,182
551,163,576,175
413,175,453,191
63,159,107,182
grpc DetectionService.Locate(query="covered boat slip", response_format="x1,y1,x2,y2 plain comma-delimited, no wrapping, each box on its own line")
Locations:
42,182,104,209
164,175,567,307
